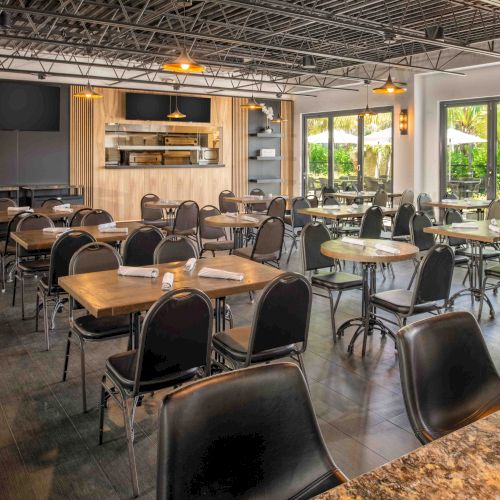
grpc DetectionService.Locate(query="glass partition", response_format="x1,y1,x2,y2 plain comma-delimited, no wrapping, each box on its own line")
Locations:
333,114,359,190
304,116,330,196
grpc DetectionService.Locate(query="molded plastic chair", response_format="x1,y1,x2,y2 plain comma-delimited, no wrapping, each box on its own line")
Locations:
122,225,164,266
397,311,500,444
157,363,347,500
154,235,198,264
198,205,233,257
81,209,114,226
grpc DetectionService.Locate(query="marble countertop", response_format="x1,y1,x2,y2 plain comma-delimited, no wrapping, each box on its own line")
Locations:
316,411,500,499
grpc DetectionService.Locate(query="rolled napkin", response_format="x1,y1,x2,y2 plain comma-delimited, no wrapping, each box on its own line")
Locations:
98,222,116,230
342,237,365,247
52,203,71,211
118,266,159,278
489,224,500,234
225,212,238,218
351,203,359,209
184,258,196,271
375,243,401,255
7,206,32,213
99,227,129,234
451,222,479,229
491,219,498,226
162,272,174,290
198,267,244,281
324,205,340,210
42,227,71,234
241,215,259,223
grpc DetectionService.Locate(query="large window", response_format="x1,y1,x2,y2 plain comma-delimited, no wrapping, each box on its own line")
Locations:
303,108,393,196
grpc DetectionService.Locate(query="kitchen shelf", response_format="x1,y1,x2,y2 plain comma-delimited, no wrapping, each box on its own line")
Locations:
116,145,201,151
249,178,282,184
105,163,225,169
249,156,283,161
249,133,282,138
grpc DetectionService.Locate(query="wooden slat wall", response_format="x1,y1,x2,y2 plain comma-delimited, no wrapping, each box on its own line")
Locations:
280,100,294,199
70,85,93,206
232,98,249,196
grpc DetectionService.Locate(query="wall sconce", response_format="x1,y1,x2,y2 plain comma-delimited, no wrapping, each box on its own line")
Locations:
399,109,408,135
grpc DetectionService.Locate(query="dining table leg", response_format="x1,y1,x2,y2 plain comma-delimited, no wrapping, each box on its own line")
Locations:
233,228,244,249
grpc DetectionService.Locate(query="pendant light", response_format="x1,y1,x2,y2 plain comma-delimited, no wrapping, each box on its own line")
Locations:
167,95,186,119
162,47,205,73
271,113,287,123
372,73,406,94
358,81,377,117
74,48,103,99
241,93,263,110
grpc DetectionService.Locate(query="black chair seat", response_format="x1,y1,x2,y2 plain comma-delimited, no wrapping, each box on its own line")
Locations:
106,350,199,392
203,239,234,251
485,264,500,277
73,314,130,340
213,326,295,363
312,271,362,290
456,246,500,259
165,227,196,236
17,259,50,272
233,246,278,262
371,289,437,314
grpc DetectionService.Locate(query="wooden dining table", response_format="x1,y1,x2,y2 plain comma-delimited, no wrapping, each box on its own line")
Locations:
0,205,87,224
423,198,491,220
334,191,402,206
204,213,268,248
58,255,283,331
316,411,500,499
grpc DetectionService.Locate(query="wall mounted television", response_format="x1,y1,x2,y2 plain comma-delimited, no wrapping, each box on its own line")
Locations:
125,92,211,123
0,81,60,131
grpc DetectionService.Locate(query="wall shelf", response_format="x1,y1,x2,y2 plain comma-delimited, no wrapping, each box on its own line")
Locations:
249,156,283,161
249,133,282,138
249,178,282,184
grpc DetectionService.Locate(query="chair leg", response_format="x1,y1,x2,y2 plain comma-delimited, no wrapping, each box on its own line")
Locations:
35,288,40,332
12,272,17,306
408,260,418,289
329,291,342,341
1,255,5,293
77,337,88,413
43,294,50,350
98,375,107,445
21,274,26,320
122,395,140,497
62,331,72,382
296,353,309,387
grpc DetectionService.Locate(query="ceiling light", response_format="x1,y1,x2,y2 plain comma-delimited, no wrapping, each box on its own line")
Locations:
271,113,287,123
359,80,377,117
167,95,186,119
240,95,263,110
302,55,316,69
73,81,103,99
372,73,406,95
162,48,205,73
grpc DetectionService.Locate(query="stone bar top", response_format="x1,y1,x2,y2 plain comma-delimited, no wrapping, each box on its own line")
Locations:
316,411,500,499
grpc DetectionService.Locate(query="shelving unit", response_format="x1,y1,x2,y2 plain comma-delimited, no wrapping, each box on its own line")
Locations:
249,133,282,138
249,156,283,161
249,178,282,184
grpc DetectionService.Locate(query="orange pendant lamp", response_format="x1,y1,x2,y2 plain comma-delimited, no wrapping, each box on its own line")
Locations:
372,73,406,94
163,48,205,73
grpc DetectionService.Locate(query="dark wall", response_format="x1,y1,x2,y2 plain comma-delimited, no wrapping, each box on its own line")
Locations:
0,82,69,186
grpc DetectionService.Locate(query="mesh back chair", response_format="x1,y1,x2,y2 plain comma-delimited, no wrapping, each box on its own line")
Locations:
417,192,435,221
359,206,383,239
219,190,238,213
36,230,96,349
487,199,500,219
213,273,312,373
400,189,414,205
267,196,286,218
63,242,130,413
13,214,54,319
0,198,16,210
370,244,455,334
81,209,114,226
285,197,312,262
397,311,500,444
372,189,388,207
157,363,347,500
233,216,284,267
41,198,63,208
140,193,169,228
69,207,92,227
301,222,362,338
198,205,234,257
306,194,319,208
100,288,213,497
122,226,164,266
166,201,199,249
154,235,198,264
383,203,415,241
249,188,267,212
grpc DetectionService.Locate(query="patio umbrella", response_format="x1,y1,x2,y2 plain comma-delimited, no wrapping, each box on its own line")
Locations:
307,130,358,144
364,127,392,145
446,128,486,145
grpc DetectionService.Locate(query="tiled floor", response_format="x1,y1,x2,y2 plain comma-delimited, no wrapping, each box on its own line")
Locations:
0,248,499,499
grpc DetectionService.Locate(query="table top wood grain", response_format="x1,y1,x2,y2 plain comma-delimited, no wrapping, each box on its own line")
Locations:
321,238,419,263
298,205,397,220
423,199,491,210
423,219,500,244
58,255,283,318
144,200,182,209
0,205,87,224
225,195,288,205
204,213,268,228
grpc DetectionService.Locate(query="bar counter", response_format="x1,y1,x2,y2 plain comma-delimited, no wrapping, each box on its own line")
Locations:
104,163,225,169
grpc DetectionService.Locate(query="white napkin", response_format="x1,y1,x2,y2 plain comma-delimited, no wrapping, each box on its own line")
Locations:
118,266,159,278
241,215,259,223
184,258,196,271
491,219,498,226
99,227,129,234
441,199,455,203
225,212,238,218
451,222,478,229
342,237,365,247
351,203,359,208
347,208,356,213
42,227,70,234
162,272,174,290
489,224,500,234
52,204,71,211
98,222,116,230
7,206,32,213
198,267,244,281
324,205,340,210
375,243,401,255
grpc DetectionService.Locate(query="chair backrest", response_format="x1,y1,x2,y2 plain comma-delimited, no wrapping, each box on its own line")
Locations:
0,198,16,210
397,311,500,443
359,206,383,239
444,209,465,246
409,212,435,251
16,213,54,257
157,363,346,500
133,288,213,395
141,193,163,221
321,186,337,201
48,230,96,289
416,192,435,220
249,188,267,212
487,199,500,220
4,211,32,250
372,189,388,207
154,235,198,264
173,200,199,233
392,203,415,237
412,244,454,306
251,217,285,262
306,194,319,208
81,209,114,226
41,198,63,208
443,191,458,200
69,208,92,227
219,190,238,213
400,189,414,205
291,197,312,229
267,196,286,218
122,226,164,267
199,205,225,240
323,195,340,206
69,241,122,275
301,222,336,272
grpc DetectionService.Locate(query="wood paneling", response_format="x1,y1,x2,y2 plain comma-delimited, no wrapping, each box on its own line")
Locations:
232,98,249,196
280,100,294,199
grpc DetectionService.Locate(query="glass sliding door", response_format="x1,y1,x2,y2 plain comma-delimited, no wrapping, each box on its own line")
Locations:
304,115,331,196
332,114,359,190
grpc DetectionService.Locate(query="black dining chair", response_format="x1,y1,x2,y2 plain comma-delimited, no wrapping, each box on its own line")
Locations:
487,199,500,219
400,189,414,205
267,196,286,218
81,209,114,226
165,200,199,249
321,185,337,202
36,230,96,350
323,195,340,206
382,202,415,241
219,190,238,213
63,242,131,413
122,225,164,266
140,193,169,228
213,272,312,375
372,189,388,207
41,197,64,208
285,197,312,262
198,205,234,257
69,207,92,227
0,198,16,210
407,211,436,288
248,188,267,213
99,288,213,497
416,192,435,222
397,311,500,444
359,205,383,239
301,222,362,339
157,363,347,500
154,235,198,264
306,194,319,208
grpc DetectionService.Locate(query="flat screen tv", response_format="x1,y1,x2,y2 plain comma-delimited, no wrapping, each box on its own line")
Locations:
125,92,211,123
0,81,60,131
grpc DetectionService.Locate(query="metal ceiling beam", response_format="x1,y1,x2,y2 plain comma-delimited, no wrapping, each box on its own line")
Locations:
0,4,465,75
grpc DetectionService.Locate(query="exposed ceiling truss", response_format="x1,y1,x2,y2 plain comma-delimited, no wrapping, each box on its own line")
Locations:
0,0,498,96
